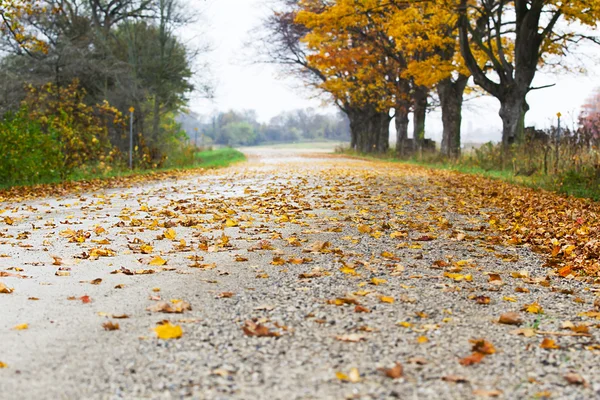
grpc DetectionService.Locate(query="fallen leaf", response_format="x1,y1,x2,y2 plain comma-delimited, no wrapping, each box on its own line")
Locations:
442,375,469,383
379,363,403,379
540,337,560,349
153,322,182,339
102,321,120,331
335,334,366,342
498,312,523,326
379,296,394,304
564,373,586,386
0,281,13,294
12,323,28,330
242,320,280,337
459,352,485,366
147,300,191,314
149,256,167,266
336,367,361,383
472,389,503,397
163,228,177,240
523,302,543,314
80,295,91,304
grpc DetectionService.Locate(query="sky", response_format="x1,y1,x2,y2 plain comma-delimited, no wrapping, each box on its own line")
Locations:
183,0,600,143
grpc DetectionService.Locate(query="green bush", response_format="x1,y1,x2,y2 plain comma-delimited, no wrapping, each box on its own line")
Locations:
0,108,64,185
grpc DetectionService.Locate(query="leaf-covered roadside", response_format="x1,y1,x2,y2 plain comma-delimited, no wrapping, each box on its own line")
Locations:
0,148,245,202
423,166,600,277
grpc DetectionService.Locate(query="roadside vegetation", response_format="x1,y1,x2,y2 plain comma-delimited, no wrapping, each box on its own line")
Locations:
0,0,213,189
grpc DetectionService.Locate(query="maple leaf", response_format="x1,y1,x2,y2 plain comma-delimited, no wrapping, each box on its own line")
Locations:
242,320,281,337
163,228,177,240
149,256,167,266
154,322,183,339
540,338,560,349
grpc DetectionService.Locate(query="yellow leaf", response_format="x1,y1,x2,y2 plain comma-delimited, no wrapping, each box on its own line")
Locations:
503,296,517,302
153,322,183,340
417,336,429,344
164,228,176,240
336,368,361,383
225,219,238,227
0,362,7,368
379,296,394,304
357,224,372,234
523,302,544,314
340,266,359,276
13,323,28,330
149,256,167,266
371,278,387,285
397,321,413,328
140,244,154,254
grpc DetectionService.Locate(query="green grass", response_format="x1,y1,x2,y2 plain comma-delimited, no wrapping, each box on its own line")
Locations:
193,147,247,168
0,148,246,191
339,149,600,201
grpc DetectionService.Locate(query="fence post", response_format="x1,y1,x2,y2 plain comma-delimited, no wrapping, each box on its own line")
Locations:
129,107,135,170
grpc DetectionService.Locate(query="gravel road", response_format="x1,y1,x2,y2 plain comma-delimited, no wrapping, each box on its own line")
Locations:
1,149,599,400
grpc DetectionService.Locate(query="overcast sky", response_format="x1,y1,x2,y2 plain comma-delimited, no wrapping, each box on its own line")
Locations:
185,0,600,143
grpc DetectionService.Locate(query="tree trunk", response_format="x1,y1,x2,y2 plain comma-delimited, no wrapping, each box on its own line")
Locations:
376,111,391,154
152,96,161,145
350,107,390,154
499,91,529,150
395,105,410,156
413,86,428,150
438,75,468,158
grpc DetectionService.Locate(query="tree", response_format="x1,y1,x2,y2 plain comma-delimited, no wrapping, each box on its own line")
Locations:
456,0,600,150
258,0,390,153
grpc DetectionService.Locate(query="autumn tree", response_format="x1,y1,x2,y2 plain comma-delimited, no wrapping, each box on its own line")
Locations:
258,0,390,153
456,0,600,150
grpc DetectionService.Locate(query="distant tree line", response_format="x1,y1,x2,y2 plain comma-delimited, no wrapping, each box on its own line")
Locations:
178,108,350,146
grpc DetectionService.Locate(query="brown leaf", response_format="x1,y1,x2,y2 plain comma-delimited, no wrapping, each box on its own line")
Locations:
379,363,403,379
354,305,370,313
218,292,234,298
564,373,586,386
102,321,120,331
498,312,523,326
459,352,485,366
335,334,366,343
146,300,191,314
470,339,496,355
0,281,13,294
540,337,560,349
242,320,280,337
472,389,503,397
442,375,469,383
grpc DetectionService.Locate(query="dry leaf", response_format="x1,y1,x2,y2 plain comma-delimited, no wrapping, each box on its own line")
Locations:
498,312,523,326
540,337,560,349
102,321,120,331
242,320,280,337
335,334,366,343
379,363,403,379
0,281,13,294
